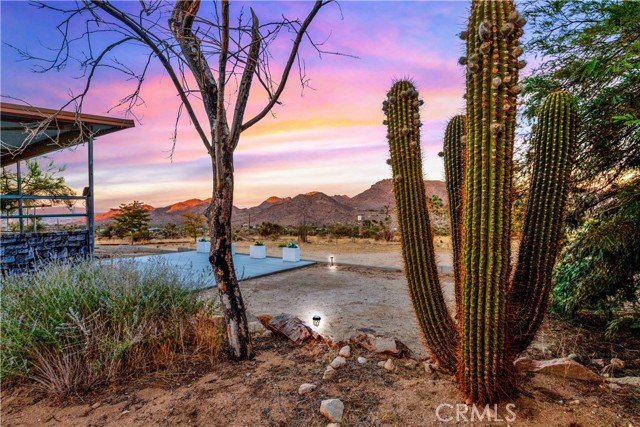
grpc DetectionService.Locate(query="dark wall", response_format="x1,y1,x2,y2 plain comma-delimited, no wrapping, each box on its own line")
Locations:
1,230,89,275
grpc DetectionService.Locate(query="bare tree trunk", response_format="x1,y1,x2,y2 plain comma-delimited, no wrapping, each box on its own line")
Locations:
207,145,254,361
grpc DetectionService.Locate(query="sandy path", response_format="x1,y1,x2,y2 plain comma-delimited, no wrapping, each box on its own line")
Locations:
203,264,456,358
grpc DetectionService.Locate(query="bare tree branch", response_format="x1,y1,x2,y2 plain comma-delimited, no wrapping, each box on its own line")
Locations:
241,0,330,132
94,0,212,154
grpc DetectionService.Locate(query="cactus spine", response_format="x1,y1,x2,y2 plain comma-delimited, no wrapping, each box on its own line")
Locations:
511,91,576,352
443,115,466,309
384,80,458,371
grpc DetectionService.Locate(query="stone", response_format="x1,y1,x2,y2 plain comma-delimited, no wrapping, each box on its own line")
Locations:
423,362,436,374
404,359,418,369
567,353,579,360
527,358,602,382
298,383,317,395
261,330,273,338
339,345,351,358
323,366,337,380
377,361,386,368
256,314,273,327
349,329,414,358
592,358,606,368
608,376,640,387
267,313,322,344
514,357,535,372
327,424,340,427
608,383,622,391
357,357,367,364
330,357,347,369
384,358,395,371
320,399,344,423
611,358,625,370
248,321,265,334
91,402,101,409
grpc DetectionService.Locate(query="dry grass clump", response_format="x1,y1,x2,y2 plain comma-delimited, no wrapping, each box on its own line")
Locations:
1,258,224,399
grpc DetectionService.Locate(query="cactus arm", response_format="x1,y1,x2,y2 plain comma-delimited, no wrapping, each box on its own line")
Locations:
459,0,522,404
511,91,577,353
443,115,467,310
385,80,458,371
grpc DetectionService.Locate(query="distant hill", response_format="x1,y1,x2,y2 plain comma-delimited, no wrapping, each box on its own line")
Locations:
93,179,447,227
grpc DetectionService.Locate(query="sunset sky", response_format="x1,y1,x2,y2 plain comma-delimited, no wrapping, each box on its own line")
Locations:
1,1,529,212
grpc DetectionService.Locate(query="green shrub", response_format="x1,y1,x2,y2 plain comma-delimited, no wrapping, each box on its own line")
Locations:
551,179,640,336
0,259,224,398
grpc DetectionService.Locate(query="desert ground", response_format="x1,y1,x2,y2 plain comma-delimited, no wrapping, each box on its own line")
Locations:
4,238,639,426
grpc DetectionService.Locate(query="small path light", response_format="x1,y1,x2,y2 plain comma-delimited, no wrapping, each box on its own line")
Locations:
313,315,321,327
330,256,334,267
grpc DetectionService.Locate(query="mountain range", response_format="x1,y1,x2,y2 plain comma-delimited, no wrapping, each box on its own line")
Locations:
94,179,447,227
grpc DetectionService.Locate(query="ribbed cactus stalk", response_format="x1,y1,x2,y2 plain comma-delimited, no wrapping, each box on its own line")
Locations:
459,0,523,403
511,91,576,352
386,0,576,405
443,115,466,309
384,80,458,371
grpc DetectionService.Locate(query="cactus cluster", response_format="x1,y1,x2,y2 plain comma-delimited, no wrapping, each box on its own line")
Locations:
385,0,577,404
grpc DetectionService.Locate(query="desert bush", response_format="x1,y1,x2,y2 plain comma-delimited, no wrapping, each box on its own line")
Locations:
0,259,224,399
551,179,640,336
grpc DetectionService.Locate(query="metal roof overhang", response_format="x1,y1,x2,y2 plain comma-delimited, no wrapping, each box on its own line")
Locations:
1,102,135,166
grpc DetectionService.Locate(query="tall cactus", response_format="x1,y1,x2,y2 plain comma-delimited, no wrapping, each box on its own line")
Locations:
443,115,466,309
511,91,576,352
458,0,524,403
384,80,458,371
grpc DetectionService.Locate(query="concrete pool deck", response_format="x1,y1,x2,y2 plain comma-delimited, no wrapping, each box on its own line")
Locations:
129,251,315,289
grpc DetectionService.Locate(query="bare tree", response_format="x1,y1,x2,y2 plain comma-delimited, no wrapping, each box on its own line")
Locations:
8,0,340,360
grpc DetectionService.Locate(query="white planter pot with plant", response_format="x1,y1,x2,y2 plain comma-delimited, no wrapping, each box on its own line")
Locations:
196,238,210,253
282,242,300,262
250,242,266,259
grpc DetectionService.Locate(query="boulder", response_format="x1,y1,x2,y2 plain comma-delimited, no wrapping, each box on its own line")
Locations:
357,357,368,364
521,358,602,382
298,383,317,395
266,313,323,344
320,399,344,423
339,345,351,358
349,328,414,358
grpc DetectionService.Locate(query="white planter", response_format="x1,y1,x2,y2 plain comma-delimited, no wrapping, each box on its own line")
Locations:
196,241,211,253
250,245,266,259
231,243,236,255
282,247,300,262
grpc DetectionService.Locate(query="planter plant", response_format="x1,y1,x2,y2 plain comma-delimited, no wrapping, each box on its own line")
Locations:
282,242,300,262
385,0,576,404
196,237,210,254
249,241,266,259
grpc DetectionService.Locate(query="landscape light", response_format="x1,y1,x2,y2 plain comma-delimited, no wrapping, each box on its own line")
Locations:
312,315,321,327
330,256,334,267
